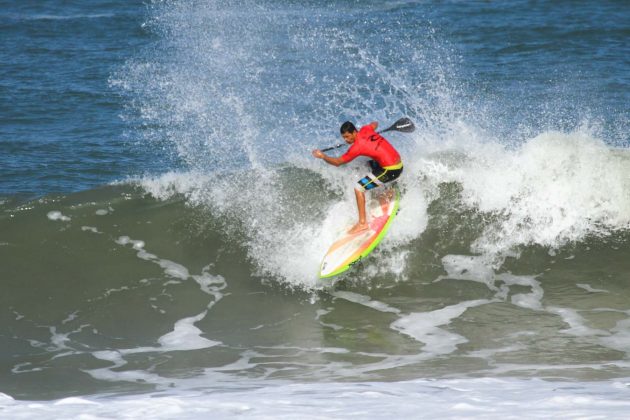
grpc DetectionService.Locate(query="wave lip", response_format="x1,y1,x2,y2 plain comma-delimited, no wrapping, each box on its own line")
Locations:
424,130,630,263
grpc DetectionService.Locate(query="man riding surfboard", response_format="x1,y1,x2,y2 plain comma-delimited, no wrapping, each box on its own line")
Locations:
312,121,403,234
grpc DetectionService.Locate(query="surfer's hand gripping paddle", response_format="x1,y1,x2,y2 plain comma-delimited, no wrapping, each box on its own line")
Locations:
320,117,415,153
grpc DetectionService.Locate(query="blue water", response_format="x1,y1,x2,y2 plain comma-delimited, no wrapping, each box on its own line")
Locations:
1,0,627,197
0,0,154,196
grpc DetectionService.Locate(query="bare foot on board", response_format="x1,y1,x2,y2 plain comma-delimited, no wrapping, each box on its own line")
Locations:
348,222,369,235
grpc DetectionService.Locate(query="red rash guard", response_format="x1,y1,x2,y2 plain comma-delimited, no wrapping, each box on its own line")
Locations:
340,125,401,167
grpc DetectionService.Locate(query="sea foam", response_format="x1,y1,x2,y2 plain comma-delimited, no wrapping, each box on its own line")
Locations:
2,378,630,419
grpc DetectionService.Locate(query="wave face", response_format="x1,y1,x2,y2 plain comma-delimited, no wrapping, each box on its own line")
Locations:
136,130,630,285
4,168,630,401
2,0,630,415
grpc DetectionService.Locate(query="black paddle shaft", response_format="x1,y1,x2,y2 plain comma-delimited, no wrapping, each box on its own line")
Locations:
320,118,415,152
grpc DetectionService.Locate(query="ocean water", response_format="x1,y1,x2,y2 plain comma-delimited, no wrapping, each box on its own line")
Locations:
1,0,630,418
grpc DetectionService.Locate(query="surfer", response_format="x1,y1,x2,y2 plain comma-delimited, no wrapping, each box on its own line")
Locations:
312,121,403,234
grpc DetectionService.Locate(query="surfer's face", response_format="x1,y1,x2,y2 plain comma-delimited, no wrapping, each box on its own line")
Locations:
342,131,357,144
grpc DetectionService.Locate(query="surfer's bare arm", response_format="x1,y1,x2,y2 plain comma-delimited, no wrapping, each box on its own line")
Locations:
370,121,378,130
312,149,345,167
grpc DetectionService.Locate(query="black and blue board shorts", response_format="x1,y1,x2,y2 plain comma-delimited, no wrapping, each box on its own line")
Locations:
356,160,403,191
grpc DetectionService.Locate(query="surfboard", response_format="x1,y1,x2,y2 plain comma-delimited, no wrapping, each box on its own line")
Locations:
319,187,400,278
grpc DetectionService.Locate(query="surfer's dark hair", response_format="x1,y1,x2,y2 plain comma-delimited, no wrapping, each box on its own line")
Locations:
340,121,357,134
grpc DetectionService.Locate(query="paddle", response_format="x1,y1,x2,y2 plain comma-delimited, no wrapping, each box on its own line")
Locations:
320,118,415,153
